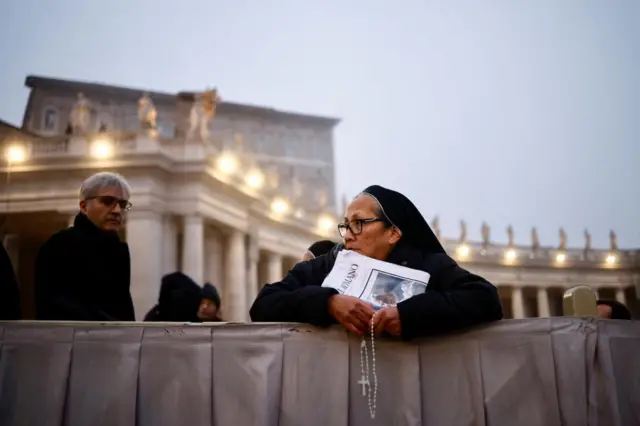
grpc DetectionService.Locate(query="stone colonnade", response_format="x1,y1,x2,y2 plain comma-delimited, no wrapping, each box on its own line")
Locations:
125,212,301,321
509,285,628,319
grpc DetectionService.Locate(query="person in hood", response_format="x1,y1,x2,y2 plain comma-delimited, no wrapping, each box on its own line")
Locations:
198,283,222,321
302,240,337,262
34,172,135,321
250,185,503,340
144,273,222,322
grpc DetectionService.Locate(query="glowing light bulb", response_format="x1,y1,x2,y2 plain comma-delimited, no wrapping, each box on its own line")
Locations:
90,139,113,159
318,215,335,232
505,249,517,262
215,153,239,175
5,144,27,163
271,198,289,215
244,169,264,189
456,245,470,258
555,253,566,264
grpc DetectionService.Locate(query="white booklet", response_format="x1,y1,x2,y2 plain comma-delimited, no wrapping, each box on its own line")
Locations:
321,250,430,309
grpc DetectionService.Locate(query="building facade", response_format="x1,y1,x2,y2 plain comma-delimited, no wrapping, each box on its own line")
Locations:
0,75,638,320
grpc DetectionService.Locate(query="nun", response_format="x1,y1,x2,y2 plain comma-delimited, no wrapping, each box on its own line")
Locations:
250,185,503,340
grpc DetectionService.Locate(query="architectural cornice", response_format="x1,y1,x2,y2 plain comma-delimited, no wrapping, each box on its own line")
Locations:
25,75,340,127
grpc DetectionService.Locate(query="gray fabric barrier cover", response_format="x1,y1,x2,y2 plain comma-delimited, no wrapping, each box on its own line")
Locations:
0,318,638,426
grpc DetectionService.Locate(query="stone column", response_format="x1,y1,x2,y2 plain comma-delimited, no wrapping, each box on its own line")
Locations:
615,288,627,305
246,232,260,312
126,211,163,320
181,215,204,284
2,234,20,275
162,215,178,275
225,229,247,322
511,287,525,319
266,252,284,284
537,287,550,318
282,256,298,276
205,228,224,287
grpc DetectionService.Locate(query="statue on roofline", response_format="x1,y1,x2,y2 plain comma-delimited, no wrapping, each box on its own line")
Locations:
558,228,567,251
137,93,157,130
531,227,540,252
431,215,441,241
187,88,221,141
610,229,618,251
69,92,91,134
459,219,467,244
481,222,490,248
584,228,591,252
506,225,514,248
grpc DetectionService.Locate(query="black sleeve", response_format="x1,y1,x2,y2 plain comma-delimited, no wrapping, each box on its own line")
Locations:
0,244,22,320
396,257,503,340
34,238,115,322
143,305,161,322
249,254,339,326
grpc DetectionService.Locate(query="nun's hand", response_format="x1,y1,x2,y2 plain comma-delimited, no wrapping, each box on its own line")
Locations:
328,295,375,337
372,307,402,337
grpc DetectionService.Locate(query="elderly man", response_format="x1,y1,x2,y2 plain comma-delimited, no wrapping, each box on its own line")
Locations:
34,172,136,321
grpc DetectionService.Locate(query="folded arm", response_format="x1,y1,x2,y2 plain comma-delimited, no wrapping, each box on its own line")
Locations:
397,258,503,340
249,255,338,326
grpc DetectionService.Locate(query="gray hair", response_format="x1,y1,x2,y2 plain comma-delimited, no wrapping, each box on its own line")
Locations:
79,172,131,200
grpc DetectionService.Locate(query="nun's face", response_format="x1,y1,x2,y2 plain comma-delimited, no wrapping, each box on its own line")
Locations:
342,194,402,261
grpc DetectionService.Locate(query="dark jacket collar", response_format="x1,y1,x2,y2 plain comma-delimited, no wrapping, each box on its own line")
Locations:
73,213,121,242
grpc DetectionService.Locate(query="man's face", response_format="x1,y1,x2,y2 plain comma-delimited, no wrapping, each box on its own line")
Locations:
79,187,130,232
597,304,612,319
197,298,219,321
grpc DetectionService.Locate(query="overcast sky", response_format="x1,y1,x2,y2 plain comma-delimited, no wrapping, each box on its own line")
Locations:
1,0,638,248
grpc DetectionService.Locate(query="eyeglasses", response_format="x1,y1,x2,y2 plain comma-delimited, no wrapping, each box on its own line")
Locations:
86,196,132,211
338,218,384,237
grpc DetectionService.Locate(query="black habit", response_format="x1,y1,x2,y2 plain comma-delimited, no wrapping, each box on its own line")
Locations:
34,213,135,321
250,185,503,340
0,243,21,320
